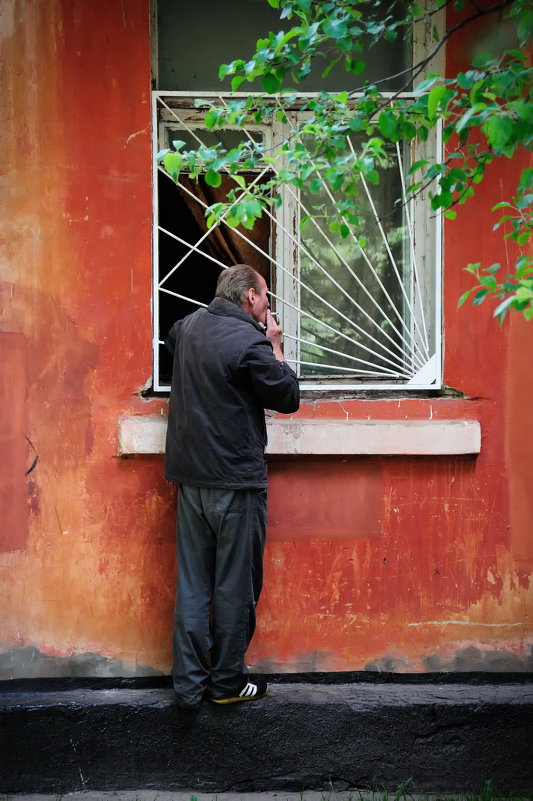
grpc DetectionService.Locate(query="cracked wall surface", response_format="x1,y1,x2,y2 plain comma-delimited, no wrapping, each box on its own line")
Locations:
0,0,531,679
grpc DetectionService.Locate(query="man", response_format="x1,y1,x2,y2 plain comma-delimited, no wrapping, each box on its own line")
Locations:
165,264,300,709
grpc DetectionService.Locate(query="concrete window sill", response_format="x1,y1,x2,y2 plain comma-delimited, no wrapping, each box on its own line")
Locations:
117,416,481,456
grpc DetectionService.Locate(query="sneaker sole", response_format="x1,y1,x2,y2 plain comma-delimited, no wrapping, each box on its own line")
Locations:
210,687,268,704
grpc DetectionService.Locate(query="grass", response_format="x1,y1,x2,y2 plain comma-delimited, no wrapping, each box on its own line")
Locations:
290,780,532,801
184,780,530,801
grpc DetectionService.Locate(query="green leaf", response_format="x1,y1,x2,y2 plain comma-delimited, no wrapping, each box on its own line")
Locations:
456,103,487,133
455,107,476,133
226,148,242,164
378,110,397,139
517,11,533,46
204,108,221,130
323,18,348,39
163,152,182,178
274,29,301,54
333,91,349,104
519,167,533,191
231,75,245,92
473,288,488,306
205,169,222,187
218,63,233,80
471,52,496,69
320,57,339,80
515,285,533,302
408,159,429,176
482,116,514,150
457,72,473,90
458,288,476,307
326,168,344,190
478,274,497,290
507,48,525,62
339,223,350,238
266,0,280,7
414,74,441,94
427,84,446,120
262,72,281,93
346,58,365,75
444,209,457,220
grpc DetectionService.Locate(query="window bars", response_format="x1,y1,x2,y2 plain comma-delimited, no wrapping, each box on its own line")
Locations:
152,92,442,392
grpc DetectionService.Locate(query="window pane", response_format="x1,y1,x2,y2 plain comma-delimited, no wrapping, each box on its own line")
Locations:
157,0,412,93
298,152,409,380
157,0,281,91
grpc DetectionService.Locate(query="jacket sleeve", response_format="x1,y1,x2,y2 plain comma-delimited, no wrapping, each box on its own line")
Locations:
164,320,183,356
239,338,300,413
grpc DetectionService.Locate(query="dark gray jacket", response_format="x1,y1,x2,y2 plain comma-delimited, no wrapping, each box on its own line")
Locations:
164,297,300,488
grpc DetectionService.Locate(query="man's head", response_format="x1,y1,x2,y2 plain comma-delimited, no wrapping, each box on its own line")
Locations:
216,264,269,326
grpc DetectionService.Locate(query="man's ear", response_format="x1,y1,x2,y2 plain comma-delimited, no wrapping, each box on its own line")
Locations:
241,287,254,313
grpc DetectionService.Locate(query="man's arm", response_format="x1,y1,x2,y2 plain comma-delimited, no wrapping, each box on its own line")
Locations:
242,315,300,414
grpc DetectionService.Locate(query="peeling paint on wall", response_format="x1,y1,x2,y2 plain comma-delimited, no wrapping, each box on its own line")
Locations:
0,0,531,679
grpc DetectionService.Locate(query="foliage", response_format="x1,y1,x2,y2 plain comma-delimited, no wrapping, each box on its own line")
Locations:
458,166,533,320
158,0,533,320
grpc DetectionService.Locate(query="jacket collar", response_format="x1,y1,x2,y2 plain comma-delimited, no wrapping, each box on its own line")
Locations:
207,297,264,333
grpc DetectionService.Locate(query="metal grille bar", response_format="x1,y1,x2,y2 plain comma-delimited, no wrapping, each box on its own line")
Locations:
152,93,441,391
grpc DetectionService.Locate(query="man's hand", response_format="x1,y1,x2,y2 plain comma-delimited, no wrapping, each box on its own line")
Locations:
265,310,285,363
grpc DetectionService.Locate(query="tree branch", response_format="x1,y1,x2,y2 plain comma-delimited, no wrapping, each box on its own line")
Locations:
348,0,516,100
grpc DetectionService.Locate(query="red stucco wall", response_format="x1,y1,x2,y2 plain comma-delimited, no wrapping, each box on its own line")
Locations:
0,0,531,678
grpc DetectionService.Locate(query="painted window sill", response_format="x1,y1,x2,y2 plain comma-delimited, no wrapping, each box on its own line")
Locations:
117,416,481,457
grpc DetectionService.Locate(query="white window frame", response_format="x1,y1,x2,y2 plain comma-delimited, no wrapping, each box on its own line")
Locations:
151,91,442,392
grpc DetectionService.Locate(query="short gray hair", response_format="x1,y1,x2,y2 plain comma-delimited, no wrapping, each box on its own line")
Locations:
215,264,263,306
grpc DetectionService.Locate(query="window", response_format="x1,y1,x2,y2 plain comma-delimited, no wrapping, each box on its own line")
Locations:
152,1,442,392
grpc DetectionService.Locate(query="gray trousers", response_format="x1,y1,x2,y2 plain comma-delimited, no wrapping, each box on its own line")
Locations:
172,484,267,706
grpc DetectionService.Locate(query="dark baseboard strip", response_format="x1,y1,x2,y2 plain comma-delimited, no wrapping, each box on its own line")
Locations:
0,670,532,693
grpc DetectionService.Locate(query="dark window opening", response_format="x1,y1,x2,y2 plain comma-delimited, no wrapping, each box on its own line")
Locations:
157,171,272,386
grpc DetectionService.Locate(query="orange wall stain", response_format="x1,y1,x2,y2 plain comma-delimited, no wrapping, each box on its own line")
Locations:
0,0,531,678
